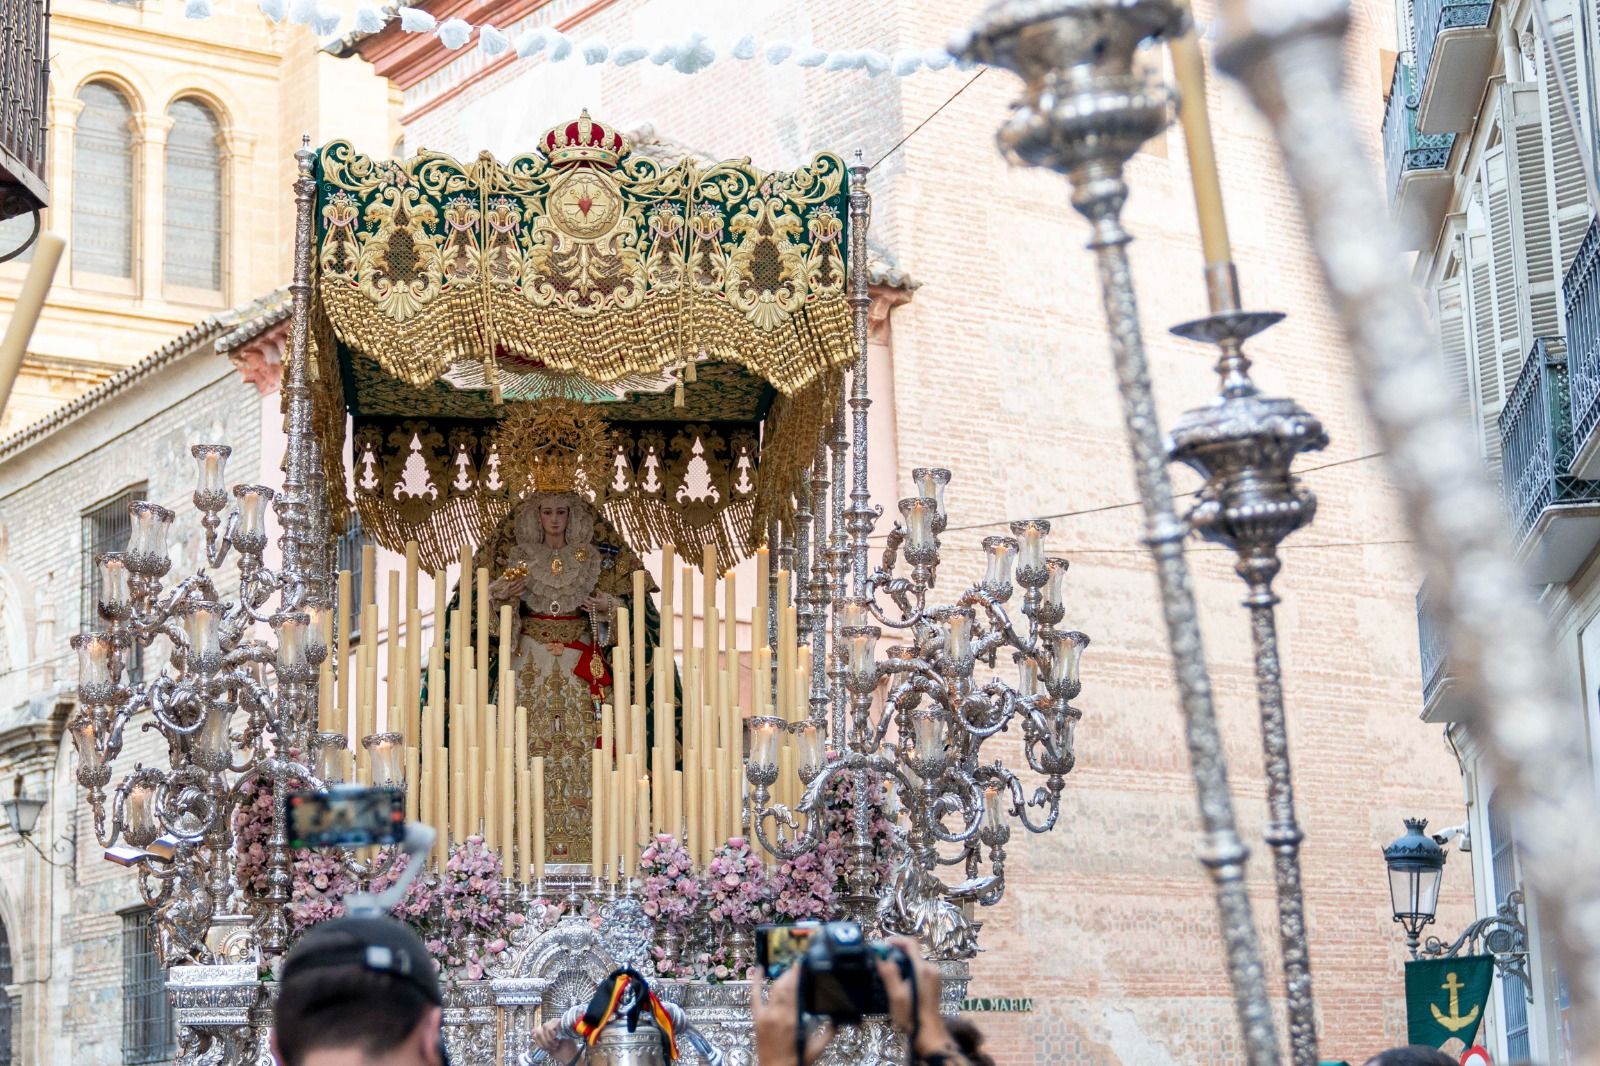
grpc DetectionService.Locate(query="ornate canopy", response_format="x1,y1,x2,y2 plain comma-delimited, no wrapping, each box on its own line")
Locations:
307,112,855,569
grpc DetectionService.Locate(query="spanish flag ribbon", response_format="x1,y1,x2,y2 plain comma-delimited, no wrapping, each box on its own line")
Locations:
575,969,680,1062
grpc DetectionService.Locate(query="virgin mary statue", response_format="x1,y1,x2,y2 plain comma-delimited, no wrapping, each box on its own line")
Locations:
445,491,666,863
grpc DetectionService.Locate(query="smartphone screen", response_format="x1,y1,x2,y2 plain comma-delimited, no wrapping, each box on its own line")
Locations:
285,786,406,849
755,923,818,979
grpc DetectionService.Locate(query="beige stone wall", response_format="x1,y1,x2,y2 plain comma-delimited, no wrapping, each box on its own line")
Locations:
389,0,1472,1060
0,1,395,438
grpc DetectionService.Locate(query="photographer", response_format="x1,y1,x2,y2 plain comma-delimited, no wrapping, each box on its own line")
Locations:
749,936,978,1066
271,915,448,1066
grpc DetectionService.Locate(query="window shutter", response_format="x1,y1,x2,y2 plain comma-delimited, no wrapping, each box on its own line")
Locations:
1464,218,1502,467
1537,6,1592,277
1436,271,1471,419
71,83,135,279
1502,84,1562,344
163,99,223,291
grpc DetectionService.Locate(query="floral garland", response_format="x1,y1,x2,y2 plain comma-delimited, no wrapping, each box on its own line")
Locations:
231,779,522,978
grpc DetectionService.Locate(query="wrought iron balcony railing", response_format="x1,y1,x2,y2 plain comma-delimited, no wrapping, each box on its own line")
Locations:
1565,218,1600,466
1414,0,1494,112
1416,583,1449,713
1382,56,1455,204
0,0,50,221
1500,338,1600,556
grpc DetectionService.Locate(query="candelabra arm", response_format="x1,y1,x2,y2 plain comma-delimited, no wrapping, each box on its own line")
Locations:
202,510,239,571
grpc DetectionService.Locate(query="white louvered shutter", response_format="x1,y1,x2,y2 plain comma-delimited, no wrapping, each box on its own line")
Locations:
1536,5,1592,278
1464,204,1503,468
1502,83,1562,345
1482,140,1526,472
1436,270,1471,421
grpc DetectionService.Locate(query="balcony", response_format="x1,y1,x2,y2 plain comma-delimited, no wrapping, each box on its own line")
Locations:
0,0,50,224
1416,585,1460,722
1565,219,1600,477
1383,57,1456,249
1500,337,1600,584
1414,0,1497,135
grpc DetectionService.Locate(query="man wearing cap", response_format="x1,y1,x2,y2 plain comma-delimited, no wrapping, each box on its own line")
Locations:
271,915,449,1066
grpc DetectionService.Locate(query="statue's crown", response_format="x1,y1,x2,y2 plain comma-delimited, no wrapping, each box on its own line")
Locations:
495,398,615,495
542,110,627,168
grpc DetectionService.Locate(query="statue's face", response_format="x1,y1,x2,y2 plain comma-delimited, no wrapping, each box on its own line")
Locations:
539,503,570,541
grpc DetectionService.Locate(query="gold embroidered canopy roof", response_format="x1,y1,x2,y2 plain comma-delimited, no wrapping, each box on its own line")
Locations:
308,113,854,570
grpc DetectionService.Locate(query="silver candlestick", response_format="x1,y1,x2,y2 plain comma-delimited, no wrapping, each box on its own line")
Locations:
1214,0,1600,1051
1169,294,1326,1066
958,2,1279,1061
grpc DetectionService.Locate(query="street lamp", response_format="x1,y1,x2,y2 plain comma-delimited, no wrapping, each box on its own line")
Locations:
1384,817,1447,955
1,784,45,837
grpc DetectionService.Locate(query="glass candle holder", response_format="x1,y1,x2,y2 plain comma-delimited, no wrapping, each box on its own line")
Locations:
981,536,1017,597
273,611,312,682
313,732,351,785
898,497,938,563
910,467,951,527
1040,557,1071,621
1010,520,1050,586
909,710,948,776
125,501,174,575
1047,630,1089,698
181,601,224,673
882,779,902,821
232,485,273,553
1014,651,1040,697
96,553,132,620
983,783,1007,828
748,716,784,777
72,632,115,704
68,713,107,781
195,705,233,769
793,721,824,778
364,732,405,785
191,444,231,512
944,608,974,666
840,600,869,630
841,626,881,693
1045,707,1079,771
304,602,332,665
124,777,160,846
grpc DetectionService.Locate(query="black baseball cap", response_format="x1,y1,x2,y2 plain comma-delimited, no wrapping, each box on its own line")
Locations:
280,916,442,1006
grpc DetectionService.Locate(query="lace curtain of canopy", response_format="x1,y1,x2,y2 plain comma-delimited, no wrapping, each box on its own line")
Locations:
303,114,854,569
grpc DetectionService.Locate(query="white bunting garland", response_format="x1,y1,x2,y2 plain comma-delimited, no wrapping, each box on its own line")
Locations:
177,0,967,77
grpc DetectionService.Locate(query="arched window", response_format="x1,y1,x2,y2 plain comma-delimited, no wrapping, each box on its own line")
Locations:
163,98,223,291
0,913,14,1066
71,82,135,279
1487,790,1530,1060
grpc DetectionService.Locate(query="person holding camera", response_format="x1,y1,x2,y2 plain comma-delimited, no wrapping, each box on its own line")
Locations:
749,936,978,1066
271,915,450,1066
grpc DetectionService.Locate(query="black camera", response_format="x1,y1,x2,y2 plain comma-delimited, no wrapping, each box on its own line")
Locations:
757,921,912,1023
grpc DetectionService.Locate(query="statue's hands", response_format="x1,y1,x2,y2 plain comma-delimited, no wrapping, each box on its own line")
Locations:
531,1019,576,1058
489,574,526,601
582,592,614,614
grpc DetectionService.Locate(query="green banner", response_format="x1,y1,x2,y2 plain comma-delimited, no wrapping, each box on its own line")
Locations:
1406,955,1495,1048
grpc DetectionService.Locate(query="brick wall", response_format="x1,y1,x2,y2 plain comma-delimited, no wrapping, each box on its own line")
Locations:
387,0,1471,1060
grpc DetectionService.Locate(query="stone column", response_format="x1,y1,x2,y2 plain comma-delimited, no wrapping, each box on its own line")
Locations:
0,711,68,1066
133,111,174,301
218,129,257,306
47,97,85,275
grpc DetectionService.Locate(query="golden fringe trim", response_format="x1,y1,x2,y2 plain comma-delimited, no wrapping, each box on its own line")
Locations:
751,369,844,545
316,282,853,397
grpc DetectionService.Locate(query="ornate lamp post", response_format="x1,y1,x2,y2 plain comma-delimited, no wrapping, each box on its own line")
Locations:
1382,818,1447,957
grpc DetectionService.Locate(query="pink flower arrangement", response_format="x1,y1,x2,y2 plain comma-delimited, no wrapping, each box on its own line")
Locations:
820,770,898,892
694,943,736,983
638,834,698,929
705,836,772,928
431,836,513,979
770,843,836,921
